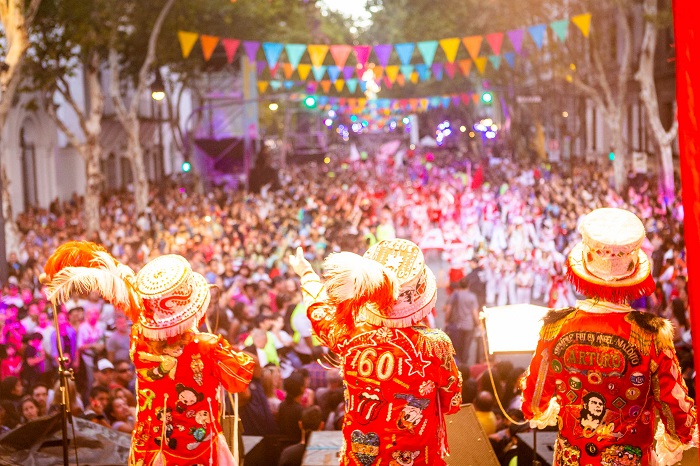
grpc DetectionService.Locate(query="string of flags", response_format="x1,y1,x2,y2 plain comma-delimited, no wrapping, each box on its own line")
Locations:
177,13,592,92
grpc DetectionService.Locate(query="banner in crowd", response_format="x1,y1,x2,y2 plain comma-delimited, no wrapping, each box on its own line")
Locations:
176,12,592,90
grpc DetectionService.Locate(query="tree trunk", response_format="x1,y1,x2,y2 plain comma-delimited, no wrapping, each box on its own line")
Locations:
658,142,674,202
127,122,149,214
607,111,626,190
83,142,102,234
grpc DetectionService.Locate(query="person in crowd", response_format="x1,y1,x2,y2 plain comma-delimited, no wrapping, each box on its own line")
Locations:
19,395,41,423
458,364,478,405
239,353,279,437
106,310,131,362
76,307,105,394
315,368,344,426
21,331,47,388
112,359,136,394
261,364,284,418
1,343,23,379
105,396,135,434
31,383,50,416
0,400,20,433
278,405,325,466
48,311,77,369
474,391,498,435
521,208,697,465
48,378,84,416
277,370,305,445
0,376,24,416
444,277,479,365
79,385,111,428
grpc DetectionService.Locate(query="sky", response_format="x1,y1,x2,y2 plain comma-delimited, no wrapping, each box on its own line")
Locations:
320,0,371,20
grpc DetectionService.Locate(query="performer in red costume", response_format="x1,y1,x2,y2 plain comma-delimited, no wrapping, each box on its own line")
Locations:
42,243,254,466
521,208,697,466
289,239,462,466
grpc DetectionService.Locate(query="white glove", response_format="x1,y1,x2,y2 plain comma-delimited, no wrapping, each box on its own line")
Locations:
288,247,314,278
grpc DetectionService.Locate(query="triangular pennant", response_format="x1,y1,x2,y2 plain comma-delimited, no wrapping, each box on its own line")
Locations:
396,74,406,86
373,44,392,67
312,66,327,81
503,52,516,68
385,65,400,83
417,40,439,67
178,31,199,59
395,43,415,66
431,63,444,81
200,35,220,61
462,36,483,60
474,57,488,74
528,24,547,49
320,80,331,93
334,79,345,92
269,63,281,77
329,45,352,68
572,12,592,38
452,95,461,107
307,82,318,93
308,44,329,67
441,97,451,108
415,63,430,81
400,64,415,78
489,55,501,70
421,98,429,109
269,80,282,91
284,81,295,90
507,29,525,54
550,19,569,42
256,61,266,77
444,62,457,79
458,59,472,76
283,63,294,79
353,45,372,66
410,71,419,84
285,44,307,69
383,76,393,89
355,65,366,80
327,66,341,83
485,32,504,56
460,94,471,105
262,42,284,68
297,64,312,80
343,66,355,81
373,66,384,80
318,96,329,106
439,38,461,63
257,81,269,93
243,41,260,62
472,93,480,104
221,39,240,64
346,78,358,93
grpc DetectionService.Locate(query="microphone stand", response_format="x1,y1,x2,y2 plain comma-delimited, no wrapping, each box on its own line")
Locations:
51,303,76,466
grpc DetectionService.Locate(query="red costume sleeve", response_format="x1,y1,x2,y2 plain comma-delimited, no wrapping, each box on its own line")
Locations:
438,352,463,415
521,334,557,422
206,334,255,393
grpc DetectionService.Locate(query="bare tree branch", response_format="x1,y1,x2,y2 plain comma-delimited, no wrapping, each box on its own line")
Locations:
47,98,85,154
616,4,633,109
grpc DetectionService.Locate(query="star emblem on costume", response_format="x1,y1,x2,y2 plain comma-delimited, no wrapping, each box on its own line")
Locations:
405,351,430,378
384,253,403,271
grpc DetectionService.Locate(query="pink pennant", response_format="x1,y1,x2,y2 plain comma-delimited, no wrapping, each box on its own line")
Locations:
485,32,504,56
444,62,457,79
222,39,240,64
353,45,372,66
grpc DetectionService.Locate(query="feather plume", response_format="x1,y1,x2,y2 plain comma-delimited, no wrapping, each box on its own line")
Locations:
44,241,108,279
322,252,398,311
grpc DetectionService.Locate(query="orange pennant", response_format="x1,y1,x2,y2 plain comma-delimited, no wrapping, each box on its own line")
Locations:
178,31,199,59
472,93,480,104
397,74,406,86
329,45,352,68
373,66,384,80
297,64,312,80
462,35,483,60
283,63,294,79
458,59,472,76
200,35,219,61
320,80,331,93
474,56,488,74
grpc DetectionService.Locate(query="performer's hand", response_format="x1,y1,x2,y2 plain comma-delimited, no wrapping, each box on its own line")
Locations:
289,247,313,277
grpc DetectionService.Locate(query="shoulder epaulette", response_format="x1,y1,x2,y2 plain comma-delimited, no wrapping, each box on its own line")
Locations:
412,326,456,363
540,307,577,341
626,311,674,352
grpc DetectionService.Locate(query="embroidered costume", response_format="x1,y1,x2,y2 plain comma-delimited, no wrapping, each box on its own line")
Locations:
521,209,697,466
290,239,462,466
41,243,254,466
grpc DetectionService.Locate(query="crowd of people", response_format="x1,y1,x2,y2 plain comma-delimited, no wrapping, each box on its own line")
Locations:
0,143,692,465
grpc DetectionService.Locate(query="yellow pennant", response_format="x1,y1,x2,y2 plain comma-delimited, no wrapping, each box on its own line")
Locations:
178,31,199,59
474,56,488,74
440,38,460,63
334,79,345,92
308,44,329,67
572,12,592,38
410,71,419,84
297,64,312,80
385,65,400,83
257,81,269,93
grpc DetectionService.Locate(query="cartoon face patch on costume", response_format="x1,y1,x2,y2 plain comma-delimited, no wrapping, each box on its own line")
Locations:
175,383,204,413
600,444,642,466
356,385,385,424
186,410,212,451
350,430,380,466
394,393,430,433
154,408,177,450
389,449,420,466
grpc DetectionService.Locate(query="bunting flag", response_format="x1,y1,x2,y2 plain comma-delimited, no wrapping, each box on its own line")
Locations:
283,63,294,79
395,43,415,66
320,80,331,93
489,55,501,70
485,32,504,56
222,39,240,63
460,94,471,105
312,65,327,81
442,96,451,108
200,35,220,61
396,74,406,86
415,63,431,81
572,13,592,38
330,45,352,68
373,66,384,80
270,80,282,91
355,65,366,80
308,44,329,67
353,45,372,66
383,76,393,89
385,65,400,83
346,78,358,93
444,62,457,79
439,38,461,63
262,42,284,68
550,19,569,42
528,24,547,49
432,63,444,81
503,52,516,68
400,64,415,78
178,31,199,58
417,41,439,67
328,66,341,83
373,44,393,67
243,41,260,62
307,81,318,93
452,95,461,107
257,81,269,93
474,56,488,74
507,29,525,54
462,36,483,60
286,44,307,69
334,79,345,92
256,61,266,76
269,63,280,77
472,93,480,104
284,81,295,90
458,59,472,76
343,66,355,81
410,71,419,84
297,64,312,80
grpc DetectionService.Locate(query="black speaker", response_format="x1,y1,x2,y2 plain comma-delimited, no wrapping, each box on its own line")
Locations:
515,429,557,466
445,404,500,466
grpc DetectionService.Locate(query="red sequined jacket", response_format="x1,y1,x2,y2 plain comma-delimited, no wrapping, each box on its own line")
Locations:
521,300,697,466
129,329,254,466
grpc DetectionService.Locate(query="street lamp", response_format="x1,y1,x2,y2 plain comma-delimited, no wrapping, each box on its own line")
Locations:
151,68,165,102
151,68,166,179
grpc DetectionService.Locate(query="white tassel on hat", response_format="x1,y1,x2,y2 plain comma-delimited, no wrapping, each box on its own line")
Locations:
322,252,398,310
